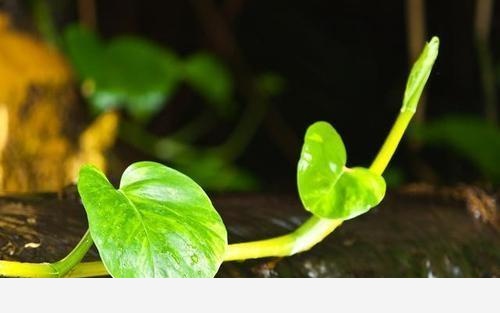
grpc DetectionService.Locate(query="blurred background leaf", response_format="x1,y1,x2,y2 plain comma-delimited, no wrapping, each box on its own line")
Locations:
411,115,500,184
183,52,234,117
256,72,285,97
64,24,182,121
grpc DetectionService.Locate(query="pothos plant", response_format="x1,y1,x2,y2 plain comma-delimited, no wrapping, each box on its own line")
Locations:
0,37,439,278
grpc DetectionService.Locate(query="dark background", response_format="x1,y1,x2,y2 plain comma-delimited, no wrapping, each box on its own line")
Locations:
99,0,498,190
18,0,500,190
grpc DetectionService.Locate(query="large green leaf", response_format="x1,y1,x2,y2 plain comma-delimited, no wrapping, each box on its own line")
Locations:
297,121,386,220
77,161,227,277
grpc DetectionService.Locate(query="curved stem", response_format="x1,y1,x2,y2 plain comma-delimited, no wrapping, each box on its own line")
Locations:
369,111,414,175
0,230,93,278
66,261,108,278
52,230,94,276
221,35,441,261
224,108,413,261
0,260,58,278
225,216,342,261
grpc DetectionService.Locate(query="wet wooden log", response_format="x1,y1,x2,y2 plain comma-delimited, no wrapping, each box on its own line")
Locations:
0,185,498,277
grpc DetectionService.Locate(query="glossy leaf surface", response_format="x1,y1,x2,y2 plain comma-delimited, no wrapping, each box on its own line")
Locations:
77,161,227,277
297,122,386,220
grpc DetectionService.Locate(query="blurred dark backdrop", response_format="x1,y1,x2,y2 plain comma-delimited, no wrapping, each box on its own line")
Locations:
11,0,500,190
98,0,500,190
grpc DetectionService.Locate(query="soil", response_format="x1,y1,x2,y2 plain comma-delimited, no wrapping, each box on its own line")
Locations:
0,184,498,277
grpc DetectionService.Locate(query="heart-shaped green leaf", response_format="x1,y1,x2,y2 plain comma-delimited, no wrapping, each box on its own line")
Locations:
297,121,386,220
77,161,227,278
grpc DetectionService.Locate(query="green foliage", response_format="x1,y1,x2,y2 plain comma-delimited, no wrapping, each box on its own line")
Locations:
64,25,103,81
98,37,181,121
402,36,439,113
77,162,227,277
64,25,182,121
412,115,500,183
297,121,386,220
64,24,233,121
184,53,234,116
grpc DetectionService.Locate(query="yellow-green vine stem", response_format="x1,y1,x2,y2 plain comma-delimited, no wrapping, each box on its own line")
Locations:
225,216,342,261
369,110,414,175
224,106,414,261
65,261,108,278
0,230,93,278
223,36,439,261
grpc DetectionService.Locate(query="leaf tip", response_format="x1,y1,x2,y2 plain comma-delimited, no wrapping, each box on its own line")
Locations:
77,163,107,184
428,36,440,49
401,35,440,114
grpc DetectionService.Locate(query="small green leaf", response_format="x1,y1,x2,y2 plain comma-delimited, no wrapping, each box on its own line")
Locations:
77,162,227,277
402,36,439,113
184,53,234,115
297,121,386,220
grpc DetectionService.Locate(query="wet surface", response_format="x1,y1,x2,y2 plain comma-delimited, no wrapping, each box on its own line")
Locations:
0,186,499,277
0,191,99,264
217,191,499,277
